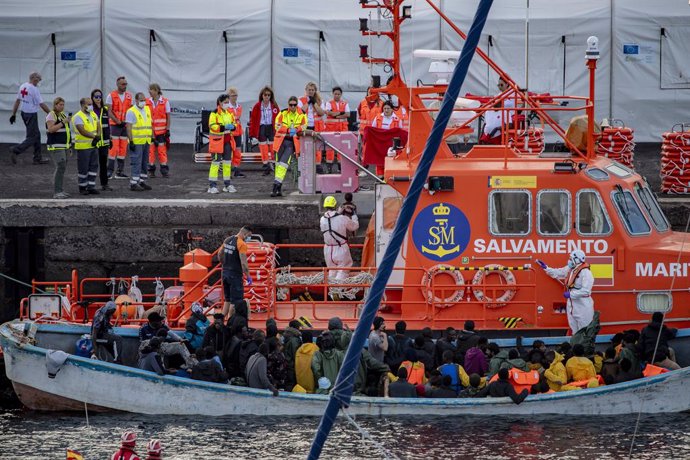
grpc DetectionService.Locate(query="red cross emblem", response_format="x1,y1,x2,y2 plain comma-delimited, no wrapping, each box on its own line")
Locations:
20,87,29,97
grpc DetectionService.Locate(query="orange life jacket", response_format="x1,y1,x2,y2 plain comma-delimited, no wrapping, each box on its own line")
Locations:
489,369,540,394
324,99,349,132
642,364,669,377
358,99,381,135
108,90,133,126
394,106,409,129
146,96,169,135
299,96,325,131
565,263,591,291
400,361,426,386
208,108,236,154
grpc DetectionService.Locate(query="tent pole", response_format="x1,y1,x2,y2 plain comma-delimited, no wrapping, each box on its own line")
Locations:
270,0,275,89
609,0,614,119
100,0,105,91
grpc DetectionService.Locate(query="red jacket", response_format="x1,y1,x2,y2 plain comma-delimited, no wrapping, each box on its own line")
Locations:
111,448,140,460
249,101,280,138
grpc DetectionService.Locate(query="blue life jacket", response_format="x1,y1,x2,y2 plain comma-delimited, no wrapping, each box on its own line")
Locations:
439,363,461,395
185,318,209,350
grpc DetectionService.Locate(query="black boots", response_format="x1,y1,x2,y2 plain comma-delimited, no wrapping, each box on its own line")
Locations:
270,183,283,197
262,163,271,176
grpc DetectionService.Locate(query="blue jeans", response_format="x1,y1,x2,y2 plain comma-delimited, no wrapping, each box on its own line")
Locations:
129,144,149,185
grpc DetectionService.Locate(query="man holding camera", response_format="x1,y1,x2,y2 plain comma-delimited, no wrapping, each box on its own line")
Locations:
72,97,101,195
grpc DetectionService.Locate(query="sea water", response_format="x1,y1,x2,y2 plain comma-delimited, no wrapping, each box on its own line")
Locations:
1,410,689,459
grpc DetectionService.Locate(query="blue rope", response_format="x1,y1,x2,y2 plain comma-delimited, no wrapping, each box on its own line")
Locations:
307,1,495,458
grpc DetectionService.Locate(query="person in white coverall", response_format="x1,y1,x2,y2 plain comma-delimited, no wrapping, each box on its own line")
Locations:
537,250,594,335
320,195,359,280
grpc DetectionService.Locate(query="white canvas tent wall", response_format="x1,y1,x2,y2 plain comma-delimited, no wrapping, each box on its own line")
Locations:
1,0,689,145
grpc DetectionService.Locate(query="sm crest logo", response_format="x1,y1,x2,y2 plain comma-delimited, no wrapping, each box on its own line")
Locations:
412,202,471,262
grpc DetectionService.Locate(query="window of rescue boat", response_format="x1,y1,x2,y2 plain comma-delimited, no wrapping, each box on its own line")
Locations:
576,189,613,236
611,188,652,236
584,168,609,181
605,162,633,178
537,190,571,236
488,190,531,236
634,183,670,232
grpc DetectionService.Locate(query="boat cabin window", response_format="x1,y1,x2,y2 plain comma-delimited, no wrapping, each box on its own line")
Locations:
634,183,670,232
611,189,651,235
576,190,612,236
537,190,571,236
585,168,609,181
605,163,633,178
489,190,531,236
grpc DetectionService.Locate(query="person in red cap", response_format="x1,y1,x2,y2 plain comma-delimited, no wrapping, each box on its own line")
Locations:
145,439,163,460
111,431,140,460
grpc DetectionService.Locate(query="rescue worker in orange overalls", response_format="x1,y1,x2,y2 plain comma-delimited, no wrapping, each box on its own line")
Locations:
271,96,307,197
298,82,327,172
357,87,381,177
227,86,245,178
146,83,170,178
249,86,280,176
207,94,237,194
322,86,351,174
105,76,133,179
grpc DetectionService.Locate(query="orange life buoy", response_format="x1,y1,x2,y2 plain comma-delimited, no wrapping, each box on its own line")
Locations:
471,264,516,308
421,264,465,308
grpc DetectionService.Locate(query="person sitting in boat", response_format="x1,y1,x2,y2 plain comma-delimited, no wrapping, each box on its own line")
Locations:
340,330,390,396
202,313,229,358
639,312,678,366
226,299,249,339
312,331,344,394
246,342,279,396
412,335,434,373
183,302,210,352
544,350,578,392
327,316,352,352
281,320,303,389
266,337,289,390
458,373,483,398
138,337,177,376
488,348,528,378
145,439,163,460
111,431,140,460
91,301,124,364
368,317,388,364
387,366,417,398
399,348,428,386
191,347,228,384
614,358,638,384
565,344,599,388
438,350,471,395
650,347,680,371
455,320,481,366
385,320,413,371
139,313,196,370
239,329,266,372
537,250,595,335
294,330,319,393
476,367,529,404
464,336,489,377
320,195,359,281
433,327,457,368
599,347,619,384
618,332,642,378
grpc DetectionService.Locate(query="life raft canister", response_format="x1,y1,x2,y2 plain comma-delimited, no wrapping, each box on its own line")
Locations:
471,264,516,308
421,264,465,308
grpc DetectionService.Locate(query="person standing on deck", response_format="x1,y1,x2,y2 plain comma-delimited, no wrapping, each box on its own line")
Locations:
125,93,154,192
537,250,594,335
146,83,171,178
320,195,359,281
207,94,237,194
90,89,113,191
44,97,71,198
72,97,101,195
249,86,280,176
105,76,133,179
218,226,253,320
271,96,307,197
226,86,246,178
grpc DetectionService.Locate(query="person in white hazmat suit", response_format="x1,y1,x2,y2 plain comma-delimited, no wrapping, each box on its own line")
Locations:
537,250,594,335
320,195,359,281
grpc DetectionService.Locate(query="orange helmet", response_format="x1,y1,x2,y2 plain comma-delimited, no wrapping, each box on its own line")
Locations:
121,430,137,447
147,439,163,455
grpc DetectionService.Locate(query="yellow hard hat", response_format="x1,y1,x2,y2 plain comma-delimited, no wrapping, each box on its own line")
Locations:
324,195,337,208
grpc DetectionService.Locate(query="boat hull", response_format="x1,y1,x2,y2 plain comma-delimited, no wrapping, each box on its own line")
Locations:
2,322,690,416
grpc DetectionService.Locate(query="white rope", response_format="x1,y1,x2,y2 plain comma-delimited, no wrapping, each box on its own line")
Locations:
628,208,690,459
275,268,373,301
341,408,399,460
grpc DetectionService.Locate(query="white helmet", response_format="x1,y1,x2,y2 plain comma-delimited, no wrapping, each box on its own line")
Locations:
569,250,586,266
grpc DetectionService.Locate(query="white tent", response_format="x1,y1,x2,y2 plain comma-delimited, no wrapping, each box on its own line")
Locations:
1,0,689,144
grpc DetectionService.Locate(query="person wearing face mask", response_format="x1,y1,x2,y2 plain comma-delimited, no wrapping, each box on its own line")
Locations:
226,87,245,178
125,93,154,192
271,96,307,197
249,86,280,176
72,97,101,195
45,97,71,198
537,250,594,335
207,94,237,194
105,76,133,179
9,71,50,165
146,83,171,178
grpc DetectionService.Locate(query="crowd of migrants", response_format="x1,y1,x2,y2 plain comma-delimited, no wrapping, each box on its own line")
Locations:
89,298,680,403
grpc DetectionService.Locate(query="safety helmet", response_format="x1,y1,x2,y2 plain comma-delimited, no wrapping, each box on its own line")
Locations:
569,250,586,265
147,439,163,455
323,195,337,209
121,431,137,447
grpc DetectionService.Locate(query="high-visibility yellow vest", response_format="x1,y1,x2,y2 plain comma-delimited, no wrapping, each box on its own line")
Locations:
46,111,71,151
127,106,153,145
208,109,236,154
73,110,98,150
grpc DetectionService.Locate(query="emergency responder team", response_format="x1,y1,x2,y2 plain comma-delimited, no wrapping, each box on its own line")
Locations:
8,72,392,199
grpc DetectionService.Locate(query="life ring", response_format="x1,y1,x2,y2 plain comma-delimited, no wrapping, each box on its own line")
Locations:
471,264,516,308
421,264,465,308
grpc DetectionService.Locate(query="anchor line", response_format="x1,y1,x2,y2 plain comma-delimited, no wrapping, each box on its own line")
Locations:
0,271,48,294
628,208,690,459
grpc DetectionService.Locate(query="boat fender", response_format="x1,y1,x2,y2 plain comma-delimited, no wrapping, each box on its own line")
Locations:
471,264,516,308
421,264,465,308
